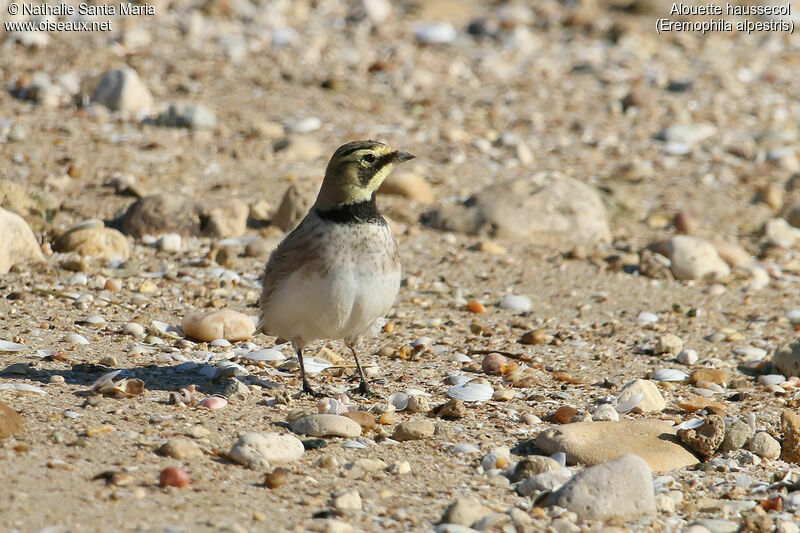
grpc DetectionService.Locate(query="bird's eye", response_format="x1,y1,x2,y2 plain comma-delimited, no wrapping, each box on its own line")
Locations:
362,153,376,164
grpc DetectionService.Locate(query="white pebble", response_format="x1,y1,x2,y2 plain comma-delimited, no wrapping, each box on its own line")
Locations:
637,311,659,324
67,273,88,285
759,374,786,386
210,338,231,347
499,294,532,313
677,349,698,365
122,322,145,336
413,22,457,44
158,233,182,252
732,346,767,358
64,333,90,345
787,309,800,324
84,315,106,326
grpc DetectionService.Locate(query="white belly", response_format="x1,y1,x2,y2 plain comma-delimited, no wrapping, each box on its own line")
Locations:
259,221,400,343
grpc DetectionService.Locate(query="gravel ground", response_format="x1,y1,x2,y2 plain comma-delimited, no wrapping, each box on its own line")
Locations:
3,1,800,532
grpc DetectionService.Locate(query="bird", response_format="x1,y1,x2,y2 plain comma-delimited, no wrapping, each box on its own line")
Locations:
258,140,414,396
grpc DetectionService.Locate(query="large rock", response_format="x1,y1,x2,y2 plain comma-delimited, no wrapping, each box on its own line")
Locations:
0,401,23,438
422,172,610,249
92,67,154,114
536,419,699,473
0,207,44,273
668,236,730,281
773,340,800,377
121,193,201,238
181,309,255,341
228,432,305,469
53,220,130,260
544,454,656,521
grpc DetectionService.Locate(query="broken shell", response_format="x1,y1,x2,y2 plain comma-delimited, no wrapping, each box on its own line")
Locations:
318,397,349,415
447,381,493,402
64,333,90,345
388,392,409,411
0,340,27,352
676,418,705,430
653,368,689,382
301,357,332,374
0,383,47,393
615,392,643,413
341,440,367,449
241,348,286,363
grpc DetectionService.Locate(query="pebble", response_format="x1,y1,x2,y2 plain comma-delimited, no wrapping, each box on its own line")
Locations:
413,22,457,44
393,421,435,441
0,208,45,274
159,102,217,129
512,456,561,482
773,340,800,377
690,369,730,386
121,193,201,238
437,399,467,419
331,489,362,512
655,334,683,356
64,333,90,345
341,410,375,429
196,397,227,410
379,171,435,203
758,374,786,386
591,404,619,422
290,414,362,438
0,401,23,438
157,233,182,252
309,519,353,533
441,495,488,527
721,420,753,452
637,312,659,324
617,379,665,413
520,328,551,345
181,309,254,342
388,460,411,474
499,294,532,313
748,432,780,459
544,454,656,521
263,467,289,489
159,466,189,488
492,389,514,401
481,353,506,375
92,67,154,115
186,425,210,439
54,221,130,260
122,322,145,336
159,437,202,460
228,432,305,469
536,419,699,473
668,236,730,281
677,349,699,365
661,123,716,144
406,394,430,413
200,199,249,238
517,469,572,496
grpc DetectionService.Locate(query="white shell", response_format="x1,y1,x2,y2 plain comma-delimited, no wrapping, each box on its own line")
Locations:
450,443,480,455
413,22,457,44
637,312,659,324
787,309,800,324
652,368,689,382
732,346,767,358
388,392,409,411
677,418,705,430
759,374,786,386
615,392,643,413
677,349,698,365
411,336,432,348
92,370,123,390
84,315,106,325
447,382,493,402
449,352,471,363
302,357,333,374
64,333,90,345
499,294,532,313
341,440,367,449
241,349,286,362
445,375,471,386
0,340,27,352
0,382,47,394
210,338,232,347
318,397,348,415
551,452,567,467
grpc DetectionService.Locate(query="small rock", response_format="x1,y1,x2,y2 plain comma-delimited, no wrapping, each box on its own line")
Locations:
516,469,572,496
677,349,699,366
690,369,730,386
228,432,305,469
393,420,435,441
492,389,514,401
721,420,754,452
660,123,716,144
499,294,532,313
199,199,249,238
220,378,250,400
618,379,666,414
441,495,486,527
678,415,725,458
341,410,375,429
481,353,507,375
0,401,23,438
181,309,254,342
748,432,780,459
436,399,467,419
121,194,201,238
668,236,730,281
388,460,411,474
157,233,182,252
591,404,619,422
263,467,289,489
159,437,202,460
406,395,430,413
122,322,145,336
272,184,316,232
655,334,683,356
159,466,189,488
309,519,353,533
0,207,45,274
92,67,153,115
413,22,457,44
552,406,579,424
186,425,210,439
379,171,434,203
773,340,800,378
290,414,362,438
520,328,551,345
512,456,561,482
331,489,362,511
544,454,656,521
158,102,217,129
54,220,130,260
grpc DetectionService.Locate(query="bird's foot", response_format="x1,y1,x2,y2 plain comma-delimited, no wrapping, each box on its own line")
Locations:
350,381,380,399
299,381,326,398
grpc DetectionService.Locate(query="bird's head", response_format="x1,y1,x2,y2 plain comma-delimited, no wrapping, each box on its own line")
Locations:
314,140,414,210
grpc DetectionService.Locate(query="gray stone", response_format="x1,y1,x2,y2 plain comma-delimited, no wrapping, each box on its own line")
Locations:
228,432,304,469
121,193,201,238
290,414,361,438
92,67,153,114
536,419,699,473
0,207,44,274
423,172,610,250
720,420,753,452
516,469,572,496
544,454,656,521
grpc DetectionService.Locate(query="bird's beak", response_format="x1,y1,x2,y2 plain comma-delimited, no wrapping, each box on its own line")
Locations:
393,151,415,164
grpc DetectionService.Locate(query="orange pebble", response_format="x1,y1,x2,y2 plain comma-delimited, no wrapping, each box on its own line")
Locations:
466,301,486,313
159,466,189,488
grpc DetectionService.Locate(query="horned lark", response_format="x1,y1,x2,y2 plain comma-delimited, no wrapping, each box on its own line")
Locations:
258,140,414,396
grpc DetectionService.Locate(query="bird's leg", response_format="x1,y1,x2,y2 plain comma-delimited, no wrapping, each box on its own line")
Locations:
295,342,322,397
348,343,374,397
